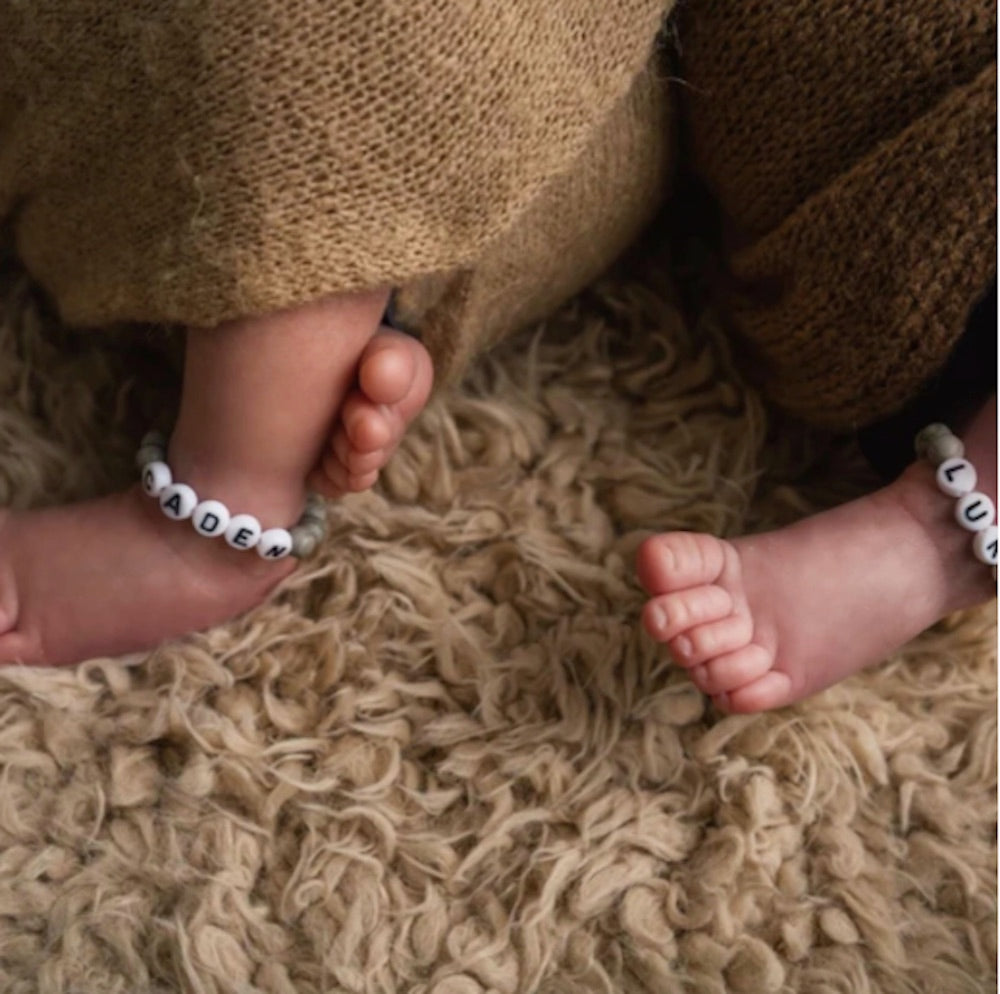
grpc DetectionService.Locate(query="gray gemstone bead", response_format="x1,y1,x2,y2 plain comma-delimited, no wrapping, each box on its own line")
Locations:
135,443,167,471
914,423,964,466
303,493,327,518
290,525,322,559
141,429,168,450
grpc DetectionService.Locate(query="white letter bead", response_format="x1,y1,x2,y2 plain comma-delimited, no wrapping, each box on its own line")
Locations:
141,461,172,497
935,458,977,497
257,528,293,560
955,492,996,533
973,525,998,566
193,499,231,538
225,514,262,551
159,483,198,520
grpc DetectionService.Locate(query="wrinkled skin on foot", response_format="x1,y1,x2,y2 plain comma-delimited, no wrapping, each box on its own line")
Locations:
637,465,996,713
0,487,296,666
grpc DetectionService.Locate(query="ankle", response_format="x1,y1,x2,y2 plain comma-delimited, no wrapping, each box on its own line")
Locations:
164,443,308,530
886,463,996,615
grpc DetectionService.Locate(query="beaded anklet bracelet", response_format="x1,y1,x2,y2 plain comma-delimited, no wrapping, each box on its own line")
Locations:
914,423,997,576
135,431,328,560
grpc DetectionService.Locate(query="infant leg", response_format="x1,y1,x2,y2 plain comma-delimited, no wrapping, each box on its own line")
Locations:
0,288,386,666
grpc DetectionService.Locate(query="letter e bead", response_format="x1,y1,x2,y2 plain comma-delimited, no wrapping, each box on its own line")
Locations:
225,514,262,551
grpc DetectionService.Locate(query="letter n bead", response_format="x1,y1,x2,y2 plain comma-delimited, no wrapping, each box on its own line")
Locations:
257,528,293,560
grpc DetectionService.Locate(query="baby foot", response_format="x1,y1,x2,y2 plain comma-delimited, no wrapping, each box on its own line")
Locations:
0,486,297,666
309,327,434,496
637,470,996,712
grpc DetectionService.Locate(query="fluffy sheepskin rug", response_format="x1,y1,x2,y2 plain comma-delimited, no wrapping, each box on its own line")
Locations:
0,258,995,994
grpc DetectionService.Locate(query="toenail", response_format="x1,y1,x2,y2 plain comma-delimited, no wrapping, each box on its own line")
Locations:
649,604,667,633
657,538,676,572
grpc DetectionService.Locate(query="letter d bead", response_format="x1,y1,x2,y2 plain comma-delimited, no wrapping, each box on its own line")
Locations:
193,499,231,538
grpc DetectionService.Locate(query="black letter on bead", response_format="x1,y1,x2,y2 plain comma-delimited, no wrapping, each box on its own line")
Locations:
987,539,998,561
232,528,253,547
264,544,289,558
198,512,220,534
143,468,154,492
943,462,969,483
163,493,183,517
962,500,990,524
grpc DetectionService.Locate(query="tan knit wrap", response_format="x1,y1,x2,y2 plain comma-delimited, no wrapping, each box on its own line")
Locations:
679,0,997,430
0,1,672,348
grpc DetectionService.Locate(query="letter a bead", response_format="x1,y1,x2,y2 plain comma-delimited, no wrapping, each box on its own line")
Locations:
225,514,262,550
142,461,172,497
955,492,996,533
935,458,977,498
973,525,998,566
159,483,198,520
193,499,231,538
257,528,293,559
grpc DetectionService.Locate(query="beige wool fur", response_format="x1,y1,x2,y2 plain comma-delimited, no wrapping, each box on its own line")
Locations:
0,253,995,994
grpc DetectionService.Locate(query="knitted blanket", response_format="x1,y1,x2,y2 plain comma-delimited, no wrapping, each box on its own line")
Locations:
0,264,994,994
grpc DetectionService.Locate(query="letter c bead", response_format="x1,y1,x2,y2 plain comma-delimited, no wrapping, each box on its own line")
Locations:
159,483,198,520
225,514,262,550
955,492,996,533
193,499,231,538
257,528,293,559
142,461,172,497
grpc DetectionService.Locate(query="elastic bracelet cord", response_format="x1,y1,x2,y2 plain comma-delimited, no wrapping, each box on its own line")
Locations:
914,423,997,579
135,431,328,560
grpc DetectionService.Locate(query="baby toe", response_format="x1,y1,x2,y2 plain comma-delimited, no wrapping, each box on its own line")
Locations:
343,393,394,452
691,643,774,697
642,585,733,642
719,670,795,714
318,451,380,494
358,328,419,406
332,430,386,475
670,611,753,667
636,532,729,595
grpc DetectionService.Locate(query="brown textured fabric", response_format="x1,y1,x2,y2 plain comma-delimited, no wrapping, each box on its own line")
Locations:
397,64,674,385
0,1,671,338
678,0,997,429
1,1,995,428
